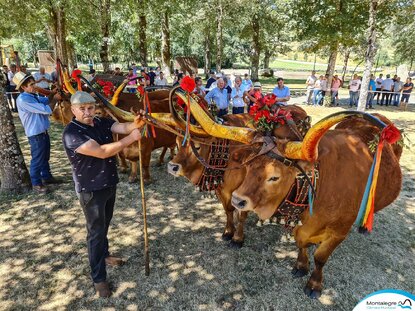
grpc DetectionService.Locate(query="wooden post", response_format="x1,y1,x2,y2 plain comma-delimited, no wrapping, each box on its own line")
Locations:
138,139,150,276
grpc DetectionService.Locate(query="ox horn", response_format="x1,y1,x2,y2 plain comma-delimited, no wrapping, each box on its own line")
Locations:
110,80,128,106
168,86,210,137
284,111,387,161
175,88,255,144
62,69,77,95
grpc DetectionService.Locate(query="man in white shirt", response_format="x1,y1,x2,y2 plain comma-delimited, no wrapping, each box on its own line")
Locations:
348,74,361,107
7,64,18,112
392,77,403,106
33,67,52,90
305,70,317,105
231,76,245,114
380,74,394,106
375,73,383,105
155,71,168,86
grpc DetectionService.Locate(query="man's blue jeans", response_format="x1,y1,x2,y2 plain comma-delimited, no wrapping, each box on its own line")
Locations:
349,91,359,106
313,90,322,106
393,92,400,106
28,132,52,186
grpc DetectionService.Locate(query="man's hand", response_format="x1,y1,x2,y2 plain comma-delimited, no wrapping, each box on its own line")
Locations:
134,115,146,129
129,128,141,141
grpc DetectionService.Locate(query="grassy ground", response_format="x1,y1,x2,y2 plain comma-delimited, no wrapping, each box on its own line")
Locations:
0,101,414,310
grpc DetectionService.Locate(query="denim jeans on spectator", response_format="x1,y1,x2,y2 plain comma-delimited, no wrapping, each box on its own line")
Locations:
393,92,400,106
28,132,52,186
349,91,359,106
331,90,338,105
313,90,322,106
232,106,244,114
78,186,116,283
217,108,228,118
366,92,374,108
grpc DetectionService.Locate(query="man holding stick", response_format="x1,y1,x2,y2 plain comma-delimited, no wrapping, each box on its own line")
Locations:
62,91,144,298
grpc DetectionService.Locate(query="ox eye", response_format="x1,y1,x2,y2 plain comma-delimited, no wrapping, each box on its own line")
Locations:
194,145,201,151
268,176,279,182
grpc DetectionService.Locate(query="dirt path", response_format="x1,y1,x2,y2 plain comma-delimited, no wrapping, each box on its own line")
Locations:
0,104,414,311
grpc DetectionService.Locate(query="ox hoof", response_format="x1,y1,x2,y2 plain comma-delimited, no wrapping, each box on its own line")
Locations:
222,232,233,241
304,286,321,299
291,267,308,278
128,177,138,183
144,179,152,185
229,240,243,249
119,168,128,174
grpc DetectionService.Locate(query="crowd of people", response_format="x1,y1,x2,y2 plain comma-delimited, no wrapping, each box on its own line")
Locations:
305,70,413,110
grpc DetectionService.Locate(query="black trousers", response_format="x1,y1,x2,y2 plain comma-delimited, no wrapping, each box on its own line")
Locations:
78,186,116,283
375,88,382,103
380,92,391,106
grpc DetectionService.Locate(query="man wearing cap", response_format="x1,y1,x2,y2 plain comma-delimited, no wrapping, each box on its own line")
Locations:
62,91,144,298
205,70,216,91
204,77,229,117
272,77,291,104
245,82,264,113
14,72,62,194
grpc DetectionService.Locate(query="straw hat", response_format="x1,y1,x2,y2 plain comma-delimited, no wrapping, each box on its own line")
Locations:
12,72,33,90
253,82,262,88
70,91,96,105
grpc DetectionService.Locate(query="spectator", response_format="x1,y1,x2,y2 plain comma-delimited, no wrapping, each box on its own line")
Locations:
348,74,361,107
313,75,324,106
366,74,377,109
380,74,394,106
155,66,161,76
205,70,216,90
231,76,245,114
392,77,403,106
140,69,150,86
112,67,123,76
392,74,398,82
126,68,137,93
223,76,232,100
155,71,168,86
331,75,341,106
245,82,264,113
131,63,138,75
19,65,28,74
7,64,18,112
305,70,317,105
399,77,413,110
204,78,229,117
13,72,62,194
320,74,328,104
272,77,291,105
242,73,253,90
173,73,184,87
194,76,206,97
375,73,383,104
148,68,156,86
87,69,96,82
34,66,52,90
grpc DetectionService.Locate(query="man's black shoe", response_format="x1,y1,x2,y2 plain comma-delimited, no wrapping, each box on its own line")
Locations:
42,177,63,185
33,185,50,194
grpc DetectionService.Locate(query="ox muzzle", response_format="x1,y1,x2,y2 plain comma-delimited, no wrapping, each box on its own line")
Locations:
231,194,252,210
168,161,181,176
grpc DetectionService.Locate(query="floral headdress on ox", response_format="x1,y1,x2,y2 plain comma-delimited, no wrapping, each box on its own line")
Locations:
249,94,294,133
93,79,116,98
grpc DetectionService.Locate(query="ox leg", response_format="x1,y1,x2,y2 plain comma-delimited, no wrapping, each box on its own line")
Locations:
216,191,236,241
141,150,152,184
118,154,129,174
292,247,310,278
156,147,168,167
128,161,138,183
230,211,248,249
304,235,345,299
169,146,176,160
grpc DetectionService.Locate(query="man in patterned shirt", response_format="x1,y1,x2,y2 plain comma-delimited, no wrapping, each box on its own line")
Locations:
62,91,144,297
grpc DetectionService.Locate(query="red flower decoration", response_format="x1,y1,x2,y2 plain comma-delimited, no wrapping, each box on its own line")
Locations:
263,94,277,107
380,124,401,144
137,85,145,95
180,76,196,93
71,69,82,79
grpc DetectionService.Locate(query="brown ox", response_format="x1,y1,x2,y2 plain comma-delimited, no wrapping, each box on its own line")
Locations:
229,114,402,298
168,106,310,247
52,90,176,183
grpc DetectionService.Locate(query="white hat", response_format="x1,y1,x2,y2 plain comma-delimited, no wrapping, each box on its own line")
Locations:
253,82,262,88
70,91,96,105
215,73,223,78
13,72,33,90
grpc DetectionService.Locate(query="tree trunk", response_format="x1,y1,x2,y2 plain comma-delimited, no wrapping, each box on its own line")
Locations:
138,14,148,67
263,47,272,69
323,44,338,107
204,31,212,79
357,0,378,112
67,41,77,69
161,11,172,77
99,0,111,73
341,48,350,84
0,78,31,193
215,0,223,72
49,2,69,66
250,15,260,81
